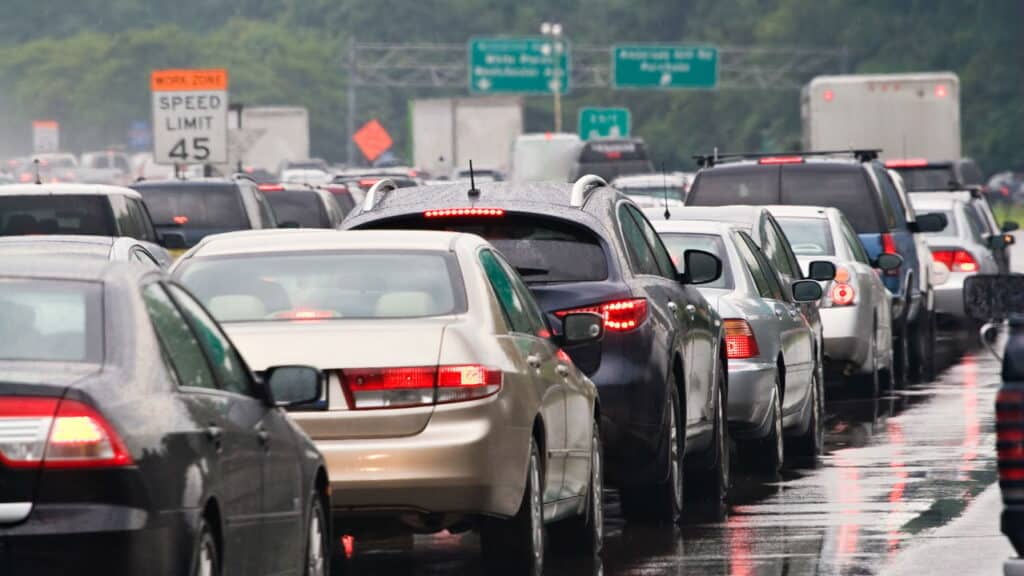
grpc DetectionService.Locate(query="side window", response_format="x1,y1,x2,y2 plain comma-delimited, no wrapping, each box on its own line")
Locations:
142,283,217,390
167,284,253,397
127,199,157,241
618,205,660,275
495,252,549,337
770,219,804,280
253,188,277,229
838,216,869,264
111,195,140,238
870,165,905,229
627,206,677,279
963,206,987,240
745,233,787,300
761,219,795,280
733,232,772,298
479,249,535,334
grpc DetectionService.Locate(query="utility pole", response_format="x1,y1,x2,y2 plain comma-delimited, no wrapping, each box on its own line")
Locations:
347,37,357,167
540,22,564,133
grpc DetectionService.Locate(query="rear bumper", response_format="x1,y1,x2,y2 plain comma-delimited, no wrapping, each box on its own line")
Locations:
725,360,775,439
934,275,968,319
0,504,195,576
821,306,873,372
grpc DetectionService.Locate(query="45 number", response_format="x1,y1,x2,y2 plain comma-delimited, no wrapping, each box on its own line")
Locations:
168,137,211,161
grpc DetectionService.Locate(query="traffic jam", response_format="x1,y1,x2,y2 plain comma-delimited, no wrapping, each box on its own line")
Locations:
1,18,1023,576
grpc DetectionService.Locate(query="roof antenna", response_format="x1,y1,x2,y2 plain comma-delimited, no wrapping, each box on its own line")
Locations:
468,159,480,197
33,158,41,185
661,162,671,220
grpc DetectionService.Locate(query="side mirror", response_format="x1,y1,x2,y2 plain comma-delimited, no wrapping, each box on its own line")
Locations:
679,249,722,285
808,260,837,281
873,253,903,271
963,274,1024,322
561,312,604,345
265,365,324,408
914,212,948,234
278,221,301,229
1006,234,1017,246
791,279,823,303
1002,221,1020,233
159,231,187,250
989,235,1010,250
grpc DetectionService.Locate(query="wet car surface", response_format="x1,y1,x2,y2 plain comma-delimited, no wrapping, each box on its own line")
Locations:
333,345,997,575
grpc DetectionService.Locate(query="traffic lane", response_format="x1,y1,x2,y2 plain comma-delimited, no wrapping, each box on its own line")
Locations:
333,348,997,575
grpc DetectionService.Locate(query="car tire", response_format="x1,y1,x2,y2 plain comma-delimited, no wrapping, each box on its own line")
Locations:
789,371,823,465
686,364,730,504
739,372,783,476
620,384,684,524
304,494,329,576
550,421,603,556
481,438,544,576
191,516,219,576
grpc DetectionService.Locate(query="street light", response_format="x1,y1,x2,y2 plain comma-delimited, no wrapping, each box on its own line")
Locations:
540,21,564,133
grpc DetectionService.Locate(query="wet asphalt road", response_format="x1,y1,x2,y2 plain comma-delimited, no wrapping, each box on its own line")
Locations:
334,338,999,576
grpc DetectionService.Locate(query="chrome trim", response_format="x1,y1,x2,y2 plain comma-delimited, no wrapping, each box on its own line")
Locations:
0,502,32,523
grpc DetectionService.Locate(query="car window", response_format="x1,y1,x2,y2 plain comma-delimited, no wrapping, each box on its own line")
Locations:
761,217,796,280
494,251,550,337
265,191,329,228
872,166,908,230
771,218,806,278
779,166,885,233
895,166,957,190
252,187,277,229
689,166,779,205
627,205,677,279
134,184,248,229
659,233,733,289
479,248,535,335
744,233,787,301
838,215,870,264
963,206,987,240
0,279,102,362
142,283,217,390
0,195,117,236
167,284,253,397
127,198,157,241
111,195,141,238
776,217,835,256
733,232,774,299
618,204,661,276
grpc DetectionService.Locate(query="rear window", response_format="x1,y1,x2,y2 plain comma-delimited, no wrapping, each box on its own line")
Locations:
0,243,108,259
265,191,327,228
619,186,686,202
0,195,116,236
134,185,246,229
775,218,836,256
917,209,957,237
659,233,733,289
780,168,884,233
688,167,780,205
359,214,609,284
176,251,465,322
0,279,102,362
574,140,653,181
894,167,957,191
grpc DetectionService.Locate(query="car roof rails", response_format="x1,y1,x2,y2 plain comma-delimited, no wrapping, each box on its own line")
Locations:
570,174,608,208
362,178,398,212
693,149,882,169
232,173,257,183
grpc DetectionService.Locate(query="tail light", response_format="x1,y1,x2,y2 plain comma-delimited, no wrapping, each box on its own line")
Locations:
758,156,804,165
423,208,505,218
931,249,978,273
830,283,856,306
0,397,133,469
880,233,899,276
172,215,189,225
723,319,759,359
341,365,502,410
885,158,929,168
554,298,648,332
997,389,1024,485
258,184,285,192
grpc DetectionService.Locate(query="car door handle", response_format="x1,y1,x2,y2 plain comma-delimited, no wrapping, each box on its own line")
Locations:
556,364,570,378
205,425,223,451
257,427,270,449
527,355,542,369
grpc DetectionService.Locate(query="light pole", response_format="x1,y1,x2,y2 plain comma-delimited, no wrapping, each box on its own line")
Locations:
540,22,564,133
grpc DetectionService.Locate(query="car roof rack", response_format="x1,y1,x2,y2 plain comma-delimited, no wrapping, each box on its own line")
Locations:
570,174,608,208
362,178,398,212
693,149,882,169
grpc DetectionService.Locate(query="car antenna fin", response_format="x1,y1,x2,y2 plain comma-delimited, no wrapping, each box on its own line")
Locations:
662,162,671,220
468,159,480,197
33,158,41,185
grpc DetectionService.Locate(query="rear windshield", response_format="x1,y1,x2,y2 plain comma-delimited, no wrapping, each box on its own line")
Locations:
0,279,102,362
894,167,957,191
0,243,108,259
659,233,733,289
359,214,609,284
0,195,116,236
176,251,465,322
574,141,653,181
775,218,836,256
135,185,246,229
619,186,686,201
689,168,780,204
266,192,327,228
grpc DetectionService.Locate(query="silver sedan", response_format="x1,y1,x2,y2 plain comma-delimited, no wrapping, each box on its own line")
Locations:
651,219,823,473
768,206,900,394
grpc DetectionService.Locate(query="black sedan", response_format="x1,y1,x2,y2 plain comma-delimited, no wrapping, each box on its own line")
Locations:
0,258,330,576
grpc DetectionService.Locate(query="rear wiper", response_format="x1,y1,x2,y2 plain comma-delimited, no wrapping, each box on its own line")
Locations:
515,266,550,277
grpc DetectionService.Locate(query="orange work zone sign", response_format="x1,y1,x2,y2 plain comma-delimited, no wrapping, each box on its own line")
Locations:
151,69,229,92
353,119,393,162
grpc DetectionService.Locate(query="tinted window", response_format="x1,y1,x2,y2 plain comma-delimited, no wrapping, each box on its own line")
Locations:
167,284,253,396
627,206,677,279
962,207,986,240
143,283,217,390
364,215,608,283
574,140,654,180
480,249,536,334
871,166,906,229
0,279,102,362
134,184,247,229
127,199,157,241
660,233,733,289
178,251,464,321
780,167,884,233
734,232,778,299
894,167,957,191
742,233,786,300
331,190,355,214
266,191,328,228
0,195,116,236
776,217,836,256
960,161,984,186
252,188,277,228
838,215,870,264
619,205,661,275
689,167,779,205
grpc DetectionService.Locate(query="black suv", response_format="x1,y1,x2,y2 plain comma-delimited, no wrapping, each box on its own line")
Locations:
344,177,730,521
686,151,946,385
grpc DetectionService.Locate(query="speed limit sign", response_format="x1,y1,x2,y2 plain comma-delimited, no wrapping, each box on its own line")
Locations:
151,69,228,165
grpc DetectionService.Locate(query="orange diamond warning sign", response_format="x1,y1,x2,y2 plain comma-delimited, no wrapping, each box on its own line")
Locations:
352,119,393,162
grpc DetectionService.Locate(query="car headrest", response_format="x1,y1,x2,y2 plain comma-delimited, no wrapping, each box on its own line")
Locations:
207,295,266,322
374,291,435,318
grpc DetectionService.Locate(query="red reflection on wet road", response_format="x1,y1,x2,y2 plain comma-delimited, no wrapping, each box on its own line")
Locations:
959,356,980,477
886,420,907,555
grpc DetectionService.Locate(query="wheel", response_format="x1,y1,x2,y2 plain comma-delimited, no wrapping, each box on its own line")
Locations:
686,363,730,503
878,334,895,393
620,384,684,524
191,517,219,576
304,494,329,576
550,421,603,555
739,372,783,475
908,310,934,384
481,438,544,576
789,370,823,465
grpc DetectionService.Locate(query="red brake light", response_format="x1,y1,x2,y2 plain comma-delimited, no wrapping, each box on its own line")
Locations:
554,298,648,332
830,283,855,306
340,365,501,409
423,208,505,218
172,215,189,225
723,319,759,359
758,156,804,165
18,173,32,182
0,397,133,469
931,249,978,273
436,365,503,404
272,308,336,321
358,178,380,188
885,158,929,168
823,89,835,102
935,84,948,98
258,184,285,192
604,151,622,160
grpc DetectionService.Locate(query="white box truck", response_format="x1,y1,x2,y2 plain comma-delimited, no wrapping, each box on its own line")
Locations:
801,72,961,160
230,106,310,173
411,97,523,177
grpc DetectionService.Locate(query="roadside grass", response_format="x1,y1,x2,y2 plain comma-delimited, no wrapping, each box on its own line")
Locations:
992,204,1024,227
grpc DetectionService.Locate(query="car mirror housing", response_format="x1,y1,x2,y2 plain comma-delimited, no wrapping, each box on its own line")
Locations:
679,249,722,285
561,312,604,345
1002,220,1020,233
791,279,823,303
963,274,1024,322
808,260,837,281
873,253,903,271
159,231,187,250
265,365,324,408
914,212,948,234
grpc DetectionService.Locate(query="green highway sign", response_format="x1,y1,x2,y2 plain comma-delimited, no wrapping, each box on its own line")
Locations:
612,45,718,89
469,37,570,95
578,107,631,140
